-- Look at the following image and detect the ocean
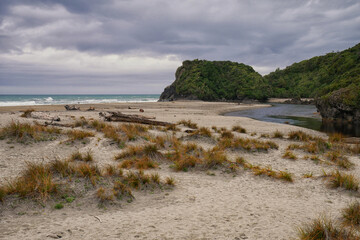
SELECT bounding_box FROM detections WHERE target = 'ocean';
[0,94,160,106]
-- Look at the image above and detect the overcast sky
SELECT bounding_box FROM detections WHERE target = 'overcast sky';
[0,0,359,94]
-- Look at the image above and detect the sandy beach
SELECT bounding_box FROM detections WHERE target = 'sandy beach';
[0,101,359,240]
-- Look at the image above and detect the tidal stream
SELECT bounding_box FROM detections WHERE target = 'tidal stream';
[225,103,360,137]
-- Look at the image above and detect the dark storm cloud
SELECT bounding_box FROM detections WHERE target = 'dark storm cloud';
[0,0,359,93]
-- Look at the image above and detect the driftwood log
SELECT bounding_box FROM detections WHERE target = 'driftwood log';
[99,111,173,126]
[64,105,80,111]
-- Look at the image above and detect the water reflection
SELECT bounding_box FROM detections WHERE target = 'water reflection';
[224,103,360,137]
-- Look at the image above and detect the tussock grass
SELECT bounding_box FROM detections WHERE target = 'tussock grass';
[150,135,166,148]
[326,150,354,169]
[324,170,359,191]
[114,144,162,160]
[190,127,212,138]
[303,172,313,178]
[66,129,95,141]
[287,143,302,150]
[177,119,198,129]
[96,187,114,202]
[342,201,360,227]
[118,123,148,141]
[165,176,175,186]
[329,133,345,143]
[218,137,278,152]
[288,130,314,141]
[20,109,35,118]
[74,116,89,128]
[272,130,284,138]
[165,124,179,131]
[118,156,158,170]
[70,150,94,162]
[1,156,173,205]
[220,130,234,139]
[283,150,297,160]
[232,125,246,133]
[236,157,293,182]
[0,121,61,142]
[298,216,358,240]
[260,133,270,138]
[6,162,58,202]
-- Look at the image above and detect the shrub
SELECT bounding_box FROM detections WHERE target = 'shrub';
[54,203,64,209]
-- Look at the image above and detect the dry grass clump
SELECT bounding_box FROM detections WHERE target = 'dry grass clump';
[297,216,358,240]
[0,121,61,142]
[323,170,359,191]
[218,137,278,152]
[342,201,360,227]
[232,125,246,133]
[165,124,179,131]
[326,150,354,169]
[118,123,148,141]
[70,150,94,162]
[96,187,114,202]
[165,142,232,172]
[287,143,302,150]
[114,144,162,160]
[190,127,212,138]
[118,156,158,170]
[288,130,315,141]
[165,176,175,186]
[220,130,234,139]
[236,157,293,182]
[177,119,198,129]
[272,130,284,138]
[20,108,35,118]
[260,133,270,138]
[329,133,345,143]
[74,116,89,128]
[66,129,95,141]
[5,162,58,202]
[283,150,298,160]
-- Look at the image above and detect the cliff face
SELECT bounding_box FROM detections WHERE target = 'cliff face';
[315,86,360,123]
[159,60,269,102]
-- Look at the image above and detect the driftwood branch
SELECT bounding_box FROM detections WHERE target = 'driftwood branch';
[99,111,173,126]
[64,105,80,111]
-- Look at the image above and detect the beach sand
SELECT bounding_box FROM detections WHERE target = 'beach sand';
[0,101,358,240]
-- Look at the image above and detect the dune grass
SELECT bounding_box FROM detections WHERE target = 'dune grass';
[20,109,35,118]
[282,150,297,160]
[66,129,95,141]
[177,119,198,129]
[342,201,360,227]
[190,127,212,138]
[218,137,278,152]
[236,157,293,182]
[323,170,359,191]
[232,125,246,133]
[297,216,358,240]
[0,121,61,142]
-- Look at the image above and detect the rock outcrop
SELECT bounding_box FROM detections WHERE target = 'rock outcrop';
[315,87,360,123]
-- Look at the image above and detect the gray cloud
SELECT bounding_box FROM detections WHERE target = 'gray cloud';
[0,0,359,94]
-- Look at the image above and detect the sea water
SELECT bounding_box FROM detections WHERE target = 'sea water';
[0,94,160,106]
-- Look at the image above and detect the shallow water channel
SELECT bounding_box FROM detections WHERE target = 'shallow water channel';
[225,103,360,137]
